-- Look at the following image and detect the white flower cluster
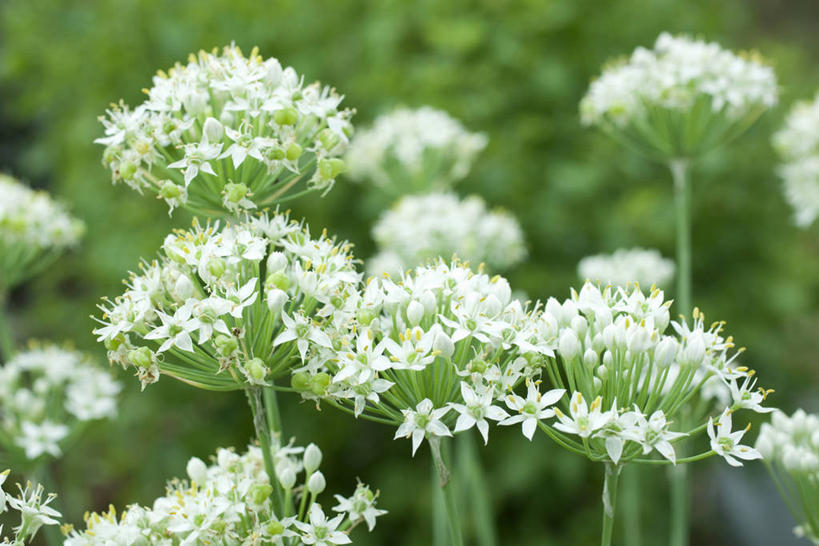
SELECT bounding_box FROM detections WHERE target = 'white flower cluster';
[96,43,353,216]
[756,409,819,543]
[368,192,526,277]
[93,212,361,391]
[0,344,121,461]
[0,471,62,545]
[346,107,487,193]
[65,441,385,545]
[292,269,770,469]
[0,174,84,290]
[773,93,819,227]
[581,33,777,127]
[577,247,675,288]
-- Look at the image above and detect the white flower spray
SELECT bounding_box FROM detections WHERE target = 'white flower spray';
[578,247,675,289]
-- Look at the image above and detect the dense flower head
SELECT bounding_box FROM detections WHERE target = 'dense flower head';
[773,93,819,227]
[0,174,85,290]
[96,43,354,216]
[756,409,819,543]
[0,343,121,462]
[345,107,487,193]
[64,440,384,545]
[581,33,777,158]
[367,192,526,277]
[577,247,675,288]
[93,211,361,391]
[0,471,61,544]
[291,260,558,455]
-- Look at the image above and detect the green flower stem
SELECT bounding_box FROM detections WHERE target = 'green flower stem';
[670,159,692,317]
[601,463,621,546]
[264,384,283,436]
[432,464,448,546]
[620,466,642,546]
[246,388,284,515]
[456,433,498,546]
[0,291,15,363]
[430,436,464,546]
[669,158,692,546]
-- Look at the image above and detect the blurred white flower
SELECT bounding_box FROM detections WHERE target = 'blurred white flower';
[773,93,819,227]
[578,247,675,288]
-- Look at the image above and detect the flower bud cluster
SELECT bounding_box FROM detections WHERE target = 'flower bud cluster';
[93,211,361,390]
[64,440,385,544]
[581,33,777,157]
[755,409,819,543]
[368,192,526,277]
[0,343,121,462]
[346,107,487,193]
[0,471,62,544]
[96,43,353,216]
[577,247,674,289]
[0,174,85,289]
[773,93,819,227]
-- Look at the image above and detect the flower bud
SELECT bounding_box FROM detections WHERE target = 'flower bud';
[680,333,706,366]
[127,347,154,369]
[570,316,588,339]
[207,258,226,279]
[120,161,137,181]
[286,142,303,161]
[248,483,273,505]
[291,372,311,392]
[318,128,340,150]
[406,300,424,326]
[266,252,288,273]
[583,348,599,369]
[558,330,582,361]
[186,457,208,484]
[654,337,679,368]
[266,270,291,291]
[420,290,438,314]
[266,520,285,536]
[274,107,299,126]
[276,463,296,489]
[246,358,267,382]
[203,117,224,142]
[266,288,288,314]
[304,443,322,473]
[432,330,455,359]
[357,307,376,326]
[596,365,608,381]
[213,334,239,357]
[173,275,194,301]
[593,377,603,392]
[307,471,326,495]
[224,182,249,204]
[160,181,183,200]
[310,372,331,395]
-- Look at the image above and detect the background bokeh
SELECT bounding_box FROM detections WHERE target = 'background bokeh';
[1,0,818,544]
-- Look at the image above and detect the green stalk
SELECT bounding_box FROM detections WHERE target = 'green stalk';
[264,384,283,436]
[670,159,692,317]
[620,465,642,546]
[0,290,15,362]
[432,464,448,546]
[430,437,464,546]
[600,463,621,546]
[669,158,692,546]
[246,388,284,515]
[456,433,498,546]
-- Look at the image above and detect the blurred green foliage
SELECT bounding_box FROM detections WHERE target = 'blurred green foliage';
[0,0,818,544]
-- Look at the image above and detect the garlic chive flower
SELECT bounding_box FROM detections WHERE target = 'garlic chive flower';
[756,409,819,543]
[367,192,526,278]
[527,282,772,468]
[291,260,559,456]
[0,473,61,544]
[0,174,84,290]
[773,93,819,227]
[93,211,360,391]
[64,440,384,544]
[0,343,121,463]
[346,107,487,194]
[96,43,353,217]
[578,247,675,289]
[581,33,777,158]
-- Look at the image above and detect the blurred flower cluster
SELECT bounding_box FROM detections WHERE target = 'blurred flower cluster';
[96,44,353,216]
[64,440,385,544]
[367,192,526,277]
[773,93,819,227]
[0,174,84,291]
[581,33,777,158]
[578,247,675,288]
[0,343,120,462]
[756,409,819,544]
[94,212,360,391]
[346,106,487,193]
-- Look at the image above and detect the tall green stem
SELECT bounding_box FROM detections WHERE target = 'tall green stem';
[264,384,282,436]
[620,465,642,546]
[432,464,448,546]
[456,434,497,546]
[0,291,15,362]
[670,159,692,317]
[600,463,621,546]
[430,437,464,546]
[669,158,692,546]
[246,388,284,515]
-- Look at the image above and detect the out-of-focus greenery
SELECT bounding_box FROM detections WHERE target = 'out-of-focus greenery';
[0,0,818,544]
